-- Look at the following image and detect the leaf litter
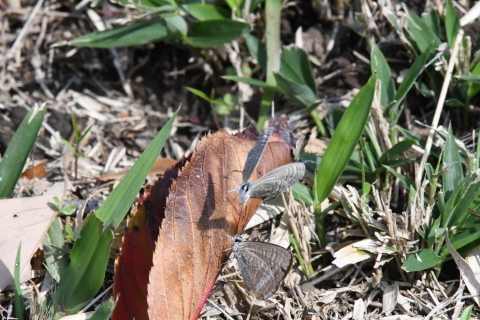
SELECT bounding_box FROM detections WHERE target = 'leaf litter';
[1,0,480,319]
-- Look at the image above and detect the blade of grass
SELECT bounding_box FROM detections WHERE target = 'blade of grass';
[95,107,179,230]
[443,126,464,198]
[55,214,113,314]
[14,242,24,320]
[314,75,376,204]
[313,75,376,247]
[0,104,46,198]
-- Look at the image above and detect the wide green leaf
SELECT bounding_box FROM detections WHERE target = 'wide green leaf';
[314,75,376,204]
[404,8,441,55]
[0,104,45,198]
[55,214,113,314]
[186,20,250,47]
[58,20,170,48]
[183,4,230,21]
[279,46,317,95]
[43,217,69,283]
[95,107,179,230]
[402,248,444,271]
[292,182,314,205]
[274,72,317,108]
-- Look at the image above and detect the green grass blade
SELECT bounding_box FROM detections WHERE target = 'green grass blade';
[445,0,461,49]
[56,20,170,48]
[370,42,395,107]
[14,242,24,320]
[182,4,230,21]
[386,44,432,118]
[0,104,45,198]
[43,217,68,283]
[313,75,376,204]
[274,72,317,108]
[402,248,444,271]
[89,299,116,320]
[443,126,464,198]
[405,8,441,55]
[186,20,250,47]
[279,46,317,95]
[460,306,473,320]
[55,214,113,314]
[95,107,179,230]
[292,182,314,205]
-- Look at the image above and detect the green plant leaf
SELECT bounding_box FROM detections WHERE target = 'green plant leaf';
[244,33,267,70]
[441,225,480,257]
[314,75,376,204]
[386,44,432,118]
[438,171,480,229]
[90,299,116,320]
[223,75,276,89]
[443,126,464,198]
[95,107,179,229]
[404,8,441,55]
[183,4,230,21]
[402,248,444,271]
[274,72,317,108]
[460,305,473,320]
[14,242,24,320]
[379,139,416,164]
[55,214,113,314]
[166,15,188,36]
[0,104,45,198]
[279,46,317,95]
[57,20,170,48]
[445,0,461,48]
[383,165,415,190]
[421,7,441,38]
[43,217,68,283]
[110,0,175,11]
[187,87,230,107]
[371,42,395,107]
[186,20,250,47]
[458,74,480,83]
[292,182,314,205]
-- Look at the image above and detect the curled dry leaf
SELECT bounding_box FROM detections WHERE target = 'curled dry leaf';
[113,117,297,320]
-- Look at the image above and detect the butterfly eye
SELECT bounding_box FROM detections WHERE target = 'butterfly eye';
[240,184,250,192]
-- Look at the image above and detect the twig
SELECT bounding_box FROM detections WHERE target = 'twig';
[6,0,45,60]
[416,30,464,201]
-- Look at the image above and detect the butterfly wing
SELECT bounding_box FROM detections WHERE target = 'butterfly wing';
[249,162,305,201]
[234,241,293,299]
[242,127,274,184]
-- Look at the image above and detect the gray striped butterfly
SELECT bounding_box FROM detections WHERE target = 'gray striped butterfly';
[231,126,305,204]
[231,235,293,299]
[239,162,305,204]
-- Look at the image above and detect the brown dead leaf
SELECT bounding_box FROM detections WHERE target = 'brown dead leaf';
[147,123,295,320]
[21,160,50,179]
[0,183,61,290]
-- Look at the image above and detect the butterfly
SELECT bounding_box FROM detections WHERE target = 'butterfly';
[231,235,293,299]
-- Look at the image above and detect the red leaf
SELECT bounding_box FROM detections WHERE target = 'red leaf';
[148,126,295,320]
